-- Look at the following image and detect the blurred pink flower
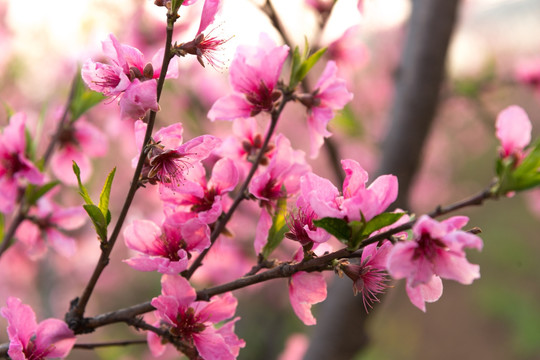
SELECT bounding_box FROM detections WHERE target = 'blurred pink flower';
[149,275,244,359]
[0,113,44,213]
[50,117,107,185]
[288,271,327,326]
[278,333,309,360]
[1,297,75,360]
[123,213,210,274]
[387,215,482,311]
[495,105,532,161]
[15,197,86,259]
[300,159,398,222]
[208,33,289,120]
[304,61,353,158]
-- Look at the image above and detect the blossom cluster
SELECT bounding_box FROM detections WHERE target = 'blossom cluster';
[1,0,538,359]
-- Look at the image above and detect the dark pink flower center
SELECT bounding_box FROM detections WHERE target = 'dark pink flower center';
[171,307,207,340]
[413,233,448,261]
[24,339,54,360]
[286,209,317,246]
[148,149,194,188]
[2,153,28,178]
[157,234,185,261]
[191,187,217,213]
[245,80,281,116]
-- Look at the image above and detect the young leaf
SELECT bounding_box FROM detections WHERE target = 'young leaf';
[262,198,289,259]
[294,47,327,87]
[0,213,4,241]
[99,167,116,222]
[362,212,406,238]
[26,181,61,206]
[72,161,93,205]
[83,204,108,243]
[313,217,351,244]
[69,74,106,122]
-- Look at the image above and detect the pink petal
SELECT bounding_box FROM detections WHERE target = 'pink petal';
[147,321,168,357]
[74,120,108,157]
[433,250,480,285]
[341,159,368,198]
[51,145,90,185]
[180,218,211,252]
[193,328,235,360]
[160,274,197,307]
[405,276,443,312]
[288,272,327,325]
[210,158,239,193]
[34,318,75,358]
[119,79,159,120]
[124,253,188,274]
[1,297,37,350]
[46,228,77,257]
[197,0,221,35]
[154,122,184,149]
[386,241,418,279]
[254,207,272,254]
[196,292,237,323]
[495,105,532,157]
[123,220,163,256]
[208,94,253,121]
[307,108,333,159]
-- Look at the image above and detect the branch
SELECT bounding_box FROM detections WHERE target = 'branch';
[0,73,80,259]
[70,185,492,333]
[73,339,147,350]
[66,17,177,331]
[184,90,294,279]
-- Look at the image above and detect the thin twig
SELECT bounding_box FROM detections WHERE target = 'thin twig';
[73,339,148,350]
[66,15,178,331]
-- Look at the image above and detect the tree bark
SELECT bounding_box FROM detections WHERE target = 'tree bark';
[303,0,461,359]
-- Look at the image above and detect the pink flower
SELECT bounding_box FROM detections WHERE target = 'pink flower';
[149,275,244,359]
[387,215,483,311]
[15,197,86,259]
[1,297,76,360]
[404,275,443,312]
[342,241,393,311]
[50,117,107,185]
[289,271,327,326]
[0,113,44,213]
[327,26,369,70]
[174,0,228,69]
[217,117,276,179]
[208,33,289,120]
[495,105,532,161]
[123,214,210,274]
[249,134,310,203]
[160,158,238,224]
[134,120,221,189]
[300,159,398,222]
[82,34,178,119]
[285,206,330,248]
[302,61,353,158]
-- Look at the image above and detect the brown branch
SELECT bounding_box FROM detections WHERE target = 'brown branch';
[66,15,178,332]
[184,90,294,279]
[73,339,148,350]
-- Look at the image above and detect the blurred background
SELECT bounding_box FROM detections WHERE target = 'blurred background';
[0,0,539,359]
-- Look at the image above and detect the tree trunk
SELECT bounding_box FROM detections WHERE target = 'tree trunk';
[303,0,461,358]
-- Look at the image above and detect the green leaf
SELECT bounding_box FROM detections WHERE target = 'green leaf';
[294,47,327,87]
[496,139,540,194]
[313,217,351,244]
[331,105,363,138]
[262,198,289,259]
[99,167,116,223]
[0,213,4,241]
[72,161,93,205]
[288,40,327,89]
[83,204,108,242]
[2,101,15,118]
[26,181,60,206]
[362,212,406,238]
[289,46,303,89]
[69,74,106,122]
